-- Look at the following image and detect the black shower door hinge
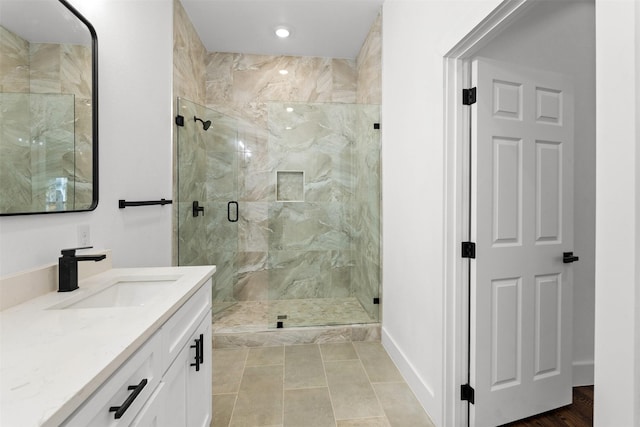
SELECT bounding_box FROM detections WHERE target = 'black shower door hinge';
[461,241,476,259]
[462,87,477,105]
[461,383,475,404]
[175,115,185,126]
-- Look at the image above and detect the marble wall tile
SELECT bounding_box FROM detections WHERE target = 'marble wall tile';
[356,14,382,105]
[0,93,31,212]
[61,44,91,99]
[267,250,333,299]
[205,52,358,128]
[0,26,29,92]
[173,0,206,104]
[238,202,269,252]
[268,202,350,251]
[332,59,358,103]
[234,251,268,301]
[29,44,61,93]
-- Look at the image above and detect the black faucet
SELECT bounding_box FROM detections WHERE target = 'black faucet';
[58,247,107,292]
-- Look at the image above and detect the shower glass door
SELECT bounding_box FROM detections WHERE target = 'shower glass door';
[265,102,381,329]
[177,98,381,329]
[176,98,239,314]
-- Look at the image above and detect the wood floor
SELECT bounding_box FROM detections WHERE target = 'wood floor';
[502,386,594,427]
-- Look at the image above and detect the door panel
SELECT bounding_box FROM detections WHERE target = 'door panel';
[471,57,574,427]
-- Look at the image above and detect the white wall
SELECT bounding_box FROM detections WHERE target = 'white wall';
[474,0,596,386]
[0,0,174,276]
[383,0,639,425]
[594,1,640,425]
[381,1,502,424]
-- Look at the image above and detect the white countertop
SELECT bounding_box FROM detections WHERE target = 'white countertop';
[0,265,215,427]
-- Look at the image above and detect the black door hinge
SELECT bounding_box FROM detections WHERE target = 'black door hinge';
[461,241,476,259]
[463,87,477,105]
[175,115,185,127]
[461,384,475,404]
[373,297,380,305]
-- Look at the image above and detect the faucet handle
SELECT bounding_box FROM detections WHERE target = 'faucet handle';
[61,246,93,257]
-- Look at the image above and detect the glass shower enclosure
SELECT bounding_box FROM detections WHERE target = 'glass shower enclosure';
[176,97,381,330]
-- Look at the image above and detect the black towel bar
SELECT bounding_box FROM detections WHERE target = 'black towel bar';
[118,199,173,208]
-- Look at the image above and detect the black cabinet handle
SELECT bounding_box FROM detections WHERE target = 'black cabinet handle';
[563,251,579,264]
[109,378,147,419]
[198,333,204,364]
[190,336,201,371]
[227,201,238,222]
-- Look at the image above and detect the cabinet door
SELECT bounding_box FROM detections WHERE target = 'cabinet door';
[187,312,212,427]
[161,311,212,427]
[130,383,165,427]
[161,342,189,426]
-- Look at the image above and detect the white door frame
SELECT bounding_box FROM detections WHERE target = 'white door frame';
[441,1,541,425]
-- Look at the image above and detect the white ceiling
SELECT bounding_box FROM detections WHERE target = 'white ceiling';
[0,0,92,45]
[180,0,384,60]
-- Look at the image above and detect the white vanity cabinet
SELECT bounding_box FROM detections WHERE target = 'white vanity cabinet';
[157,312,212,427]
[61,279,212,427]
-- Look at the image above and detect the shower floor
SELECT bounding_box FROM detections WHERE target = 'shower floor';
[212,297,376,333]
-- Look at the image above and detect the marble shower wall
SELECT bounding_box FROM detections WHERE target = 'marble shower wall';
[0,25,93,213]
[173,0,206,104]
[174,5,382,322]
[356,14,382,104]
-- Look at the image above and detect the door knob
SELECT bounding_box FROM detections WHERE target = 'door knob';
[563,252,579,264]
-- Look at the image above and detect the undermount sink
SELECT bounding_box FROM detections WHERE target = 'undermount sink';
[50,277,179,309]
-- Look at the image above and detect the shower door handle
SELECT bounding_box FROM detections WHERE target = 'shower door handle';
[227,201,238,222]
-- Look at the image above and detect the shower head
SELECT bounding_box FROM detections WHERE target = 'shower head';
[194,116,212,131]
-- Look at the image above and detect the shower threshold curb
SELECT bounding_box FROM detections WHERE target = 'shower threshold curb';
[212,322,381,348]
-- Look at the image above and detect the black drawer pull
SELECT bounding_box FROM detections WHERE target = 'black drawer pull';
[198,333,204,364]
[109,378,147,419]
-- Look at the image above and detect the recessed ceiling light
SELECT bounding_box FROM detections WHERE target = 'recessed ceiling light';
[275,26,290,38]
[279,69,289,75]
[286,107,294,112]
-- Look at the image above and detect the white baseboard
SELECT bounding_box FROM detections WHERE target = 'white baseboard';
[572,360,594,386]
[381,327,440,425]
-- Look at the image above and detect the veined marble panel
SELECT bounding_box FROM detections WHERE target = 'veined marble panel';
[331,59,357,103]
[234,251,269,301]
[268,202,351,251]
[29,43,61,93]
[60,44,91,99]
[0,94,31,212]
[0,26,29,92]
[173,0,206,104]
[238,202,269,252]
[267,250,332,300]
[209,251,237,302]
[356,14,382,105]
[205,52,358,128]
[205,151,237,200]
[204,201,238,252]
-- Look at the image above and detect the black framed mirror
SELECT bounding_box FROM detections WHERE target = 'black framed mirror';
[0,0,98,215]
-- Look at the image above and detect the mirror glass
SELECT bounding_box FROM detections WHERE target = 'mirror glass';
[0,0,97,215]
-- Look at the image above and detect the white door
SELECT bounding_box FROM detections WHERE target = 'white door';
[470,57,575,426]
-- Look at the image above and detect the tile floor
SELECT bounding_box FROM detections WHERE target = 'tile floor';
[212,341,435,427]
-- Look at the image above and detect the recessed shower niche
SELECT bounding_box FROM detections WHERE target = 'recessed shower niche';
[176,99,381,332]
[276,171,304,202]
